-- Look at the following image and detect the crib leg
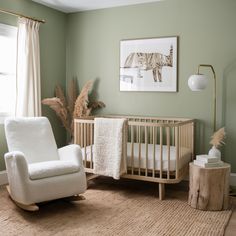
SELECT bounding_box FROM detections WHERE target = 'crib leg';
[159,183,165,200]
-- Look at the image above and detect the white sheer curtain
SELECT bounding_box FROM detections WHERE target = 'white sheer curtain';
[15,18,41,117]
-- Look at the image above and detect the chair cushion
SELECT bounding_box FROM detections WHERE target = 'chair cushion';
[28,160,80,180]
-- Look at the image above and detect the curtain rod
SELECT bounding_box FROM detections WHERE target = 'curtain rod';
[0,8,46,23]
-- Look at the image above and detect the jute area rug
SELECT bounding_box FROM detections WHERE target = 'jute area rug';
[0,177,232,236]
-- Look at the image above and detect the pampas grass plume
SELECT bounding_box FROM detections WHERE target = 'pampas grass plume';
[73,80,94,118]
[210,127,226,148]
[42,79,105,139]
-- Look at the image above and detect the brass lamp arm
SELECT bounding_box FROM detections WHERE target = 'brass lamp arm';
[197,64,217,131]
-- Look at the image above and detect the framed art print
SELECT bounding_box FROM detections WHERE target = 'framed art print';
[120,37,178,92]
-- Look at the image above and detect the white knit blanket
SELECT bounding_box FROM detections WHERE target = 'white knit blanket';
[93,118,127,179]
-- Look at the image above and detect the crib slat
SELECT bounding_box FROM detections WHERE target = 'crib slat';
[86,124,89,146]
[90,123,93,169]
[175,127,179,179]
[150,125,152,144]
[74,121,78,144]
[138,125,141,176]
[74,121,76,144]
[145,126,148,176]
[166,126,170,179]
[152,126,156,178]
[136,121,139,143]
[182,125,184,148]
[183,124,185,149]
[172,120,175,146]
[131,125,134,175]
[180,126,182,171]
[78,122,81,146]
[77,122,80,141]
[81,123,83,147]
[81,123,84,148]
[84,123,87,168]
[160,127,163,178]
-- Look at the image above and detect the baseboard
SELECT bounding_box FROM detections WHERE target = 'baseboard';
[0,170,8,185]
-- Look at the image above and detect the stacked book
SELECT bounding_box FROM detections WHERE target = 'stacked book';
[194,154,224,168]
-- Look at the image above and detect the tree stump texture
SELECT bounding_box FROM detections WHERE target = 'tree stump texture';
[188,162,230,211]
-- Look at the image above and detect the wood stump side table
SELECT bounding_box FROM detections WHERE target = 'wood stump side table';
[188,162,230,211]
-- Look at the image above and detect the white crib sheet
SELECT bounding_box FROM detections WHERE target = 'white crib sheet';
[81,142,191,171]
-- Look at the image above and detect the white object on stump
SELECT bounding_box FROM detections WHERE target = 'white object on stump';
[188,162,230,211]
[208,146,221,159]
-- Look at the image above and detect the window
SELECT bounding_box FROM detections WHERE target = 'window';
[0,23,17,123]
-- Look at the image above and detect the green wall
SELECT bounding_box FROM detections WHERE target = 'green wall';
[1,0,236,173]
[66,0,236,171]
[0,0,67,170]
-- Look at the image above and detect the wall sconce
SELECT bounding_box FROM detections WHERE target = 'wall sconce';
[188,64,216,131]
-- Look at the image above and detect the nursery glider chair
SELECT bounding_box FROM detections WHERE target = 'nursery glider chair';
[4,117,87,211]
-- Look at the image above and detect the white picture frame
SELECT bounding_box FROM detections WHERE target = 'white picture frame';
[120,37,178,92]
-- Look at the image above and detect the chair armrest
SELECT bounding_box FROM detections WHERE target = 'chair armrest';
[58,144,83,167]
[4,151,29,181]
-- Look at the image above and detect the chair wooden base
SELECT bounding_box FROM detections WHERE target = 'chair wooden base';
[6,185,39,211]
[6,185,85,211]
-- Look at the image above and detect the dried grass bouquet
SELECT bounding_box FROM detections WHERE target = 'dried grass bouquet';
[42,79,105,138]
[210,127,226,149]
[208,127,226,159]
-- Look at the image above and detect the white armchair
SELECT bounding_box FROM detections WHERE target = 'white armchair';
[4,117,87,211]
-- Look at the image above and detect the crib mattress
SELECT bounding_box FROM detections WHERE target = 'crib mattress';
[81,143,191,171]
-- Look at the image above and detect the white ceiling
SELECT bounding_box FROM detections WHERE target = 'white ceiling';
[32,0,162,13]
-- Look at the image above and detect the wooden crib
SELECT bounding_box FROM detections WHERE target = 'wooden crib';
[74,116,194,200]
